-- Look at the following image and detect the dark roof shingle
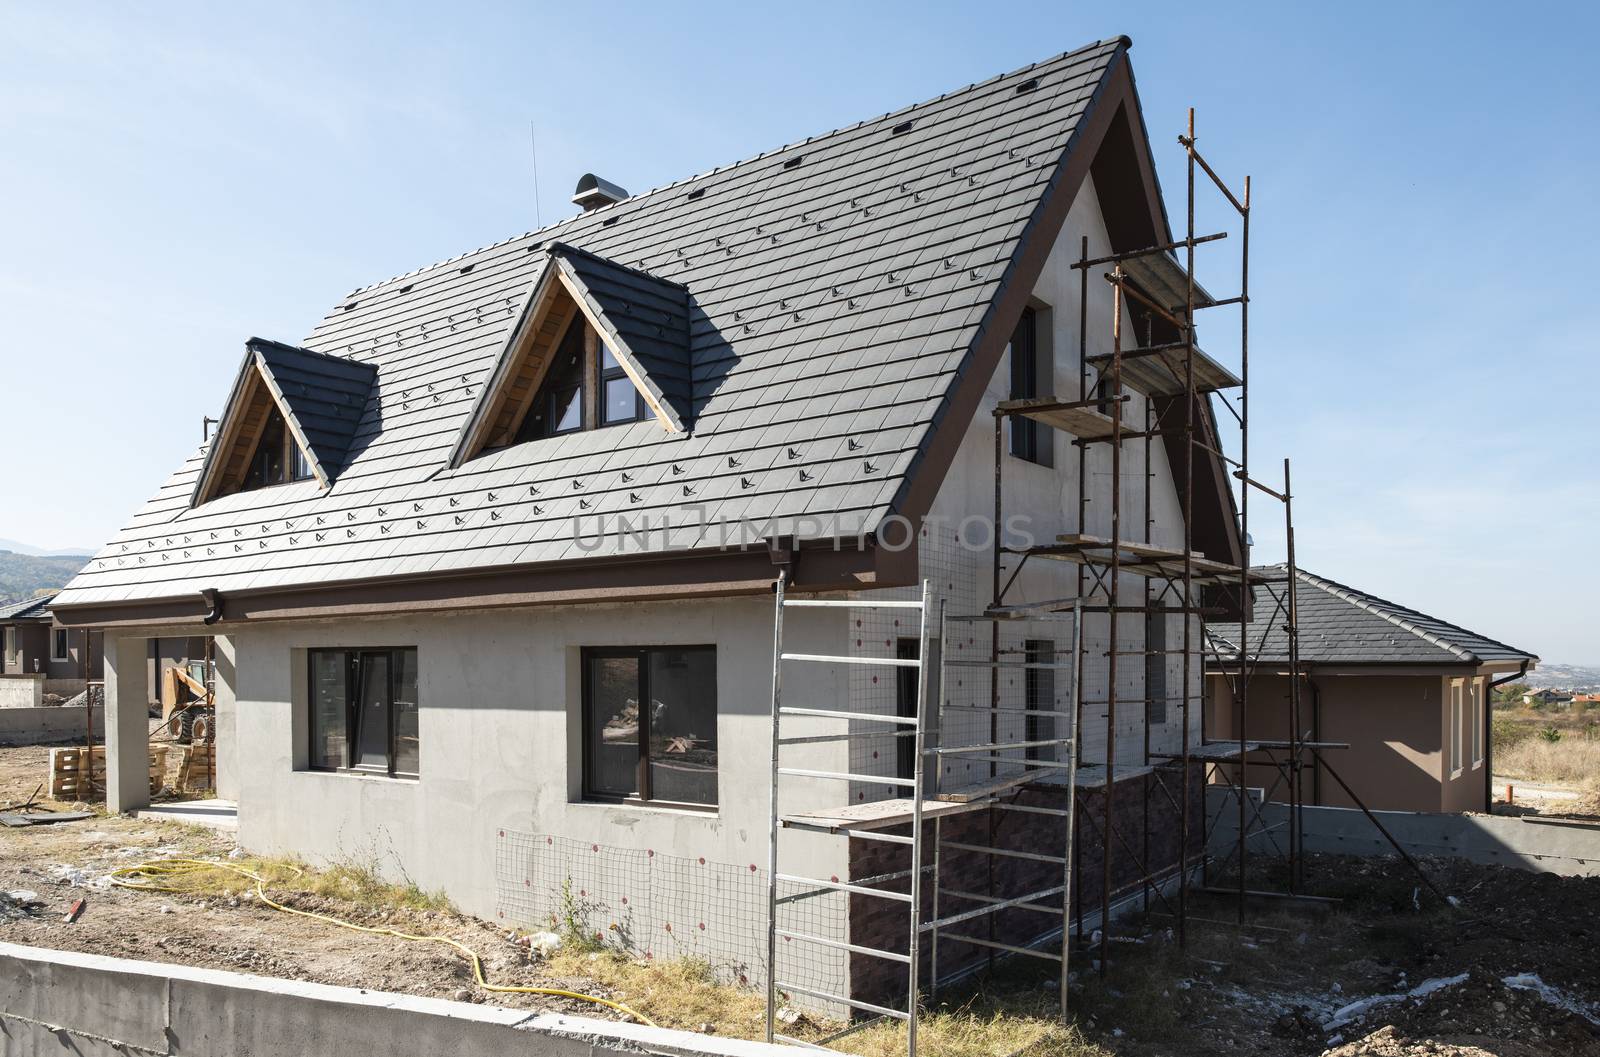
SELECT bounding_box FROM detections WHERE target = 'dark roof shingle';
[1209,566,1537,667]
[56,37,1129,607]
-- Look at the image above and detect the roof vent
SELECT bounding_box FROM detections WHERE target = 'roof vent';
[572,173,630,212]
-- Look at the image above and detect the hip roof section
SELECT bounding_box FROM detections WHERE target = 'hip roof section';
[57,37,1129,609]
[1209,566,1537,667]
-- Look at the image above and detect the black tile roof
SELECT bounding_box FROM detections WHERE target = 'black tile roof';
[0,594,55,622]
[1208,566,1537,668]
[57,37,1130,607]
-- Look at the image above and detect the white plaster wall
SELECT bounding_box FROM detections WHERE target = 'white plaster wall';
[227,595,850,996]
[845,173,1205,790]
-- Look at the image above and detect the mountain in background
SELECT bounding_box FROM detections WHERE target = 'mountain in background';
[0,550,90,602]
[1525,663,1600,691]
[0,537,96,557]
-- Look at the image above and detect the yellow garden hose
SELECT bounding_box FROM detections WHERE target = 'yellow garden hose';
[108,858,658,1027]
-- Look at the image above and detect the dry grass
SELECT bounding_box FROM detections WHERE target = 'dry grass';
[1494,731,1600,786]
[116,852,453,913]
[542,950,1112,1056]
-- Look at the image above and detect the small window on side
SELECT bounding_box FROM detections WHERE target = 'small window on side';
[582,645,717,807]
[52,628,70,663]
[1025,639,1055,761]
[1007,307,1053,466]
[307,647,419,777]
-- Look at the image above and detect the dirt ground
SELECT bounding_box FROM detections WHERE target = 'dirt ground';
[3,741,1599,1056]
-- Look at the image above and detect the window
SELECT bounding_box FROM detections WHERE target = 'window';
[242,407,314,492]
[516,318,641,442]
[1145,613,1168,724]
[1025,639,1055,761]
[307,648,419,777]
[601,344,646,426]
[895,638,921,780]
[1008,307,1046,464]
[1469,678,1484,769]
[583,646,717,807]
[3,627,16,671]
[1448,678,1464,778]
[51,628,69,663]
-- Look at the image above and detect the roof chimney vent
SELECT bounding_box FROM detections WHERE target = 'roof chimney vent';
[572,173,629,212]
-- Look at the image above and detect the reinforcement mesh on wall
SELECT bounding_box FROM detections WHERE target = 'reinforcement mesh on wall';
[494,831,848,1012]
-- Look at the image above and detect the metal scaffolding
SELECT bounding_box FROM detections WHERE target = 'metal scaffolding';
[988,106,1315,971]
[764,575,1081,1052]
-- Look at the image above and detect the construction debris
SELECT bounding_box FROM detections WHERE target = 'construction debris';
[49,745,167,800]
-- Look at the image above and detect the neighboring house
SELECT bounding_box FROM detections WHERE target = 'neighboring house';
[1521,688,1573,708]
[0,594,102,704]
[1206,567,1537,814]
[54,37,1245,1002]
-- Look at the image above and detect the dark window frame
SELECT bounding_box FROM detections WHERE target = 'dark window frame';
[580,644,718,810]
[51,627,70,663]
[1008,306,1054,466]
[600,345,646,426]
[306,646,419,779]
[894,638,921,780]
[1024,639,1055,761]
[518,317,645,443]
[240,405,315,494]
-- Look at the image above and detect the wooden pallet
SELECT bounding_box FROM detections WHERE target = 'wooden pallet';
[49,746,167,801]
[176,744,216,792]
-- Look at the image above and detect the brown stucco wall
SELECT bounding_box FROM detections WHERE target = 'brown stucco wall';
[1205,670,1488,814]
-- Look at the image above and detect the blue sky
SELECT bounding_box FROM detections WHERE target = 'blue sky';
[1,2,1595,662]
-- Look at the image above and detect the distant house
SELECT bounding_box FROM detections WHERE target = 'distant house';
[1207,567,1537,813]
[0,593,102,705]
[1521,688,1573,708]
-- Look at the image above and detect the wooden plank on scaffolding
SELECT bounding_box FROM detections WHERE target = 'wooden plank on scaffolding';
[783,797,983,832]
[996,398,1115,439]
[935,772,1035,803]
[1086,344,1240,396]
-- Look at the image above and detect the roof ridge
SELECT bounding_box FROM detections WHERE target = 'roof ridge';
[545,241,688,291]
[247,336,378,371]
[339,36,1129,300]
[1294,568,1476,663]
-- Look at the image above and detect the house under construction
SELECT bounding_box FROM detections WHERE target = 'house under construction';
[51,33,1341,1049]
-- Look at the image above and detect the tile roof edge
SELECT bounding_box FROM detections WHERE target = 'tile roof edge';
[1291,568,1480,664]
[338,36,1132,300]
[246,336,378,372]
[544,241,688,291]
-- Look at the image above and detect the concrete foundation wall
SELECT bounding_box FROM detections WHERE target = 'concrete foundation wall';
[0,704,102,746]
[0,674,44,709]
[0,941,801,1057]
[1210,791,1600,877]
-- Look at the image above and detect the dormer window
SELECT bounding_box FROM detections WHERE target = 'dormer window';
[243,407,316,491]
[601,344,646,426]
[190,338,375,507]
[512,317,645,445]
[449,243,690,466]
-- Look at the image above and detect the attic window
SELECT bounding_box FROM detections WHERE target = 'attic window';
[782,156,804,170]
[242,408,315,491]
[1015,77,1040,94]
[513,318,643,443]
[459,263,475,274]
[686,187,705,201]
[891,120,914,135]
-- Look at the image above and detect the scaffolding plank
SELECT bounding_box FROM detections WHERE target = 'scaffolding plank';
[996,398,1114,439]
[782,798,983,832]
[935,772,1034,803]
[1086,344,1240,396]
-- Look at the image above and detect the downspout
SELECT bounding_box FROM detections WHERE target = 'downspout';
[1306,666,1322,806]
[200,589,225,626]
[1486,661,1530,812]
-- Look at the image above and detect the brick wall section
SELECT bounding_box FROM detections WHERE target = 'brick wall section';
[847,767,1204,1007]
